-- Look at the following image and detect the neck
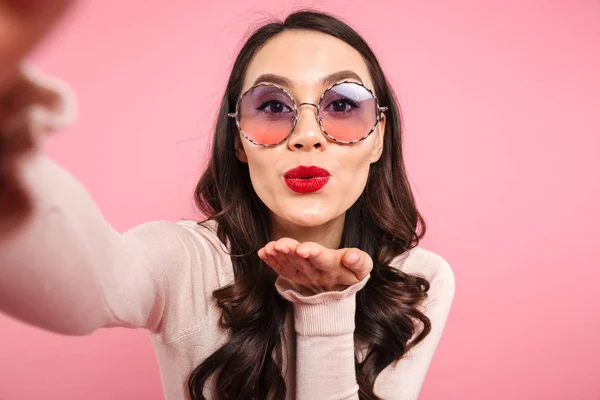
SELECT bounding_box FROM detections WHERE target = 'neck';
[270,213,345,249]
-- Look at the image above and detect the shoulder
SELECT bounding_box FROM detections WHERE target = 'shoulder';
[125,219,234,342]
[122,219,228,268]
[174,218,234,282]
[125,219,228,258]
[176,219,230,256]
[124,217,234,290]
[391,246,456,311]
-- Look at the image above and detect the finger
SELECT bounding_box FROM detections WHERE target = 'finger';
[294,242,331,283]
[273,237,300,254]
[342,249,360,267]
[0,121,36,161]
[280,250,320,288]
[272,250,292,270]
[296,241,321,259]
[274,243,290,254]
[343,249,373,280]
[288,251,316,277]
[271,252,304,282]
[257,247,267,260]
[0,0,75,88]
[265,241,277,256]
[260,240,300,278]
[263,253,284,276]
[301,245,359,289]
[301,243,338,273]
[0,166,33,237]
[0,72,61,122]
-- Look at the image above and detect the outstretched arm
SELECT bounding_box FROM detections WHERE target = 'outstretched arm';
[0,66,200,337]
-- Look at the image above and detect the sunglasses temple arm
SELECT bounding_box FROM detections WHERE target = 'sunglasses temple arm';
[379,107,388,113]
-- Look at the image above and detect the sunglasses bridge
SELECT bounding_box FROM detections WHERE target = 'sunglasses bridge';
[296,102,321,123]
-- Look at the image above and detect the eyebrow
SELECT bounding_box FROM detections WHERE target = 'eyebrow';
[252,70,364,87]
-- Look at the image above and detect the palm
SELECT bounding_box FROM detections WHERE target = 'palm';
[258,238,372,293]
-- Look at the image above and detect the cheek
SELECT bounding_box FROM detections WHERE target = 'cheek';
[331,148,374,206]
[244,150,280,201]
[340,164,370,199]
[339,146,373,182]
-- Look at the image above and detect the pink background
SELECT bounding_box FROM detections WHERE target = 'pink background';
[1,0,599,399]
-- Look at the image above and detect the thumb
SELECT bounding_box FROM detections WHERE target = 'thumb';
[342,249,372,280]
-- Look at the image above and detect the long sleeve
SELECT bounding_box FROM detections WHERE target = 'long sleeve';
[274,248,455,400]
[0,65,206,337]
[275,275,370,399]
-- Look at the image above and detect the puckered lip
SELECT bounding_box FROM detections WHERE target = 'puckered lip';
[284,165,331,179]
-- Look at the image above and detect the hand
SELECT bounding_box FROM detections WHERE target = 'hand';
[0,67,62,236]
[258,238,373,294]
[0,0,74,236]
[0,0,75,89]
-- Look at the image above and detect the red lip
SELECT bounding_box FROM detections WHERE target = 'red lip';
[284,165,331,193]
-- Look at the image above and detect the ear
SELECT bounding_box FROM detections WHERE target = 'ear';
[234,134,248,163]
[369,113,386,163]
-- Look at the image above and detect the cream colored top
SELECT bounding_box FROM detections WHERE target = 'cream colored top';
[0,65,455,399]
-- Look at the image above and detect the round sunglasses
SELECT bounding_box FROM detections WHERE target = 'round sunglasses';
[228,80,388,147]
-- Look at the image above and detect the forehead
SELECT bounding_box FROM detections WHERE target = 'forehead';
[242,30,374,93]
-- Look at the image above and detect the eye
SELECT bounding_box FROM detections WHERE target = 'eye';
[257,100,292,113]
[325,98,359,113]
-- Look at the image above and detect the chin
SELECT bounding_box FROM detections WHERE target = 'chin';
[288,215,330,228]
[277,210,336,228]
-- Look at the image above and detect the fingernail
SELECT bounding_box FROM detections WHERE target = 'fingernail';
[275,245,289,254]
[297,249,309,258]
[346,252,359,265]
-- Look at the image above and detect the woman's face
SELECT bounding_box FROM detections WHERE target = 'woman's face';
[236,30,385,231]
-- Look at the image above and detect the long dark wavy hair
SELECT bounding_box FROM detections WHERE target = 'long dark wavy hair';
[189,9,431,400]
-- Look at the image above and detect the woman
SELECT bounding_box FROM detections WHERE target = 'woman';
[0,3,455,400]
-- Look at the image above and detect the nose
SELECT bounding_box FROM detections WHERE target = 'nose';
[287,103,327,151]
